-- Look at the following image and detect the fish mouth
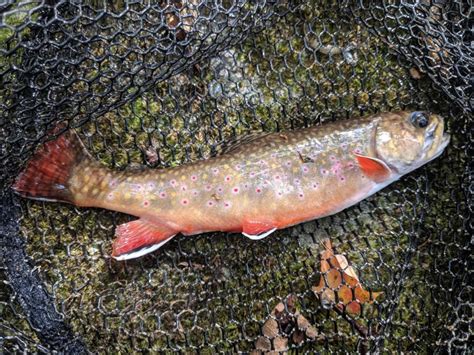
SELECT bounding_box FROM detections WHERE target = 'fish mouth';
[422,121,450,164]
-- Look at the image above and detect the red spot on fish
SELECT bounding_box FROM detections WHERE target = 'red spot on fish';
[191,175,197,181]
[321,169,328,175]
[170,179,177,186]
[303,166,309,173]
[181,185,187,191]
[256,188,262,193]
[298,193,304,199]
[312,182,319,189]
[224,201,231,208]
[330,156,337,161]
[347,162,354,169]
[193,190,199,196]
[143,200,150,207]
[205,185,212,191]
[236,164,241,170]
[286,161,292,167]
[232,187,239,194]
[160,192,167,198]
[340,176,345,181]
[354,148,362,154]
[217,186,224,193]
[212,168,219,175]
[274,175,280,180]
[278,191,283,196]
[207,201,214,207]
[225,176,231,182]
[182,199,188,205]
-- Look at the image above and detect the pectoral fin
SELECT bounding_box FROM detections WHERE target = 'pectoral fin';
[112,219,176,260]
[354,154,392,183]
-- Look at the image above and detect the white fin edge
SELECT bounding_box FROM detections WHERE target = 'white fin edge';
[112,235,176,261]
[242,228,277,240]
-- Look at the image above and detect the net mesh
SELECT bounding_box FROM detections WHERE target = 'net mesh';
[0,0,471,353]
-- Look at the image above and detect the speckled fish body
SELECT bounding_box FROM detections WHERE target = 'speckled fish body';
[13,111,450,260]
[83,119,380,234]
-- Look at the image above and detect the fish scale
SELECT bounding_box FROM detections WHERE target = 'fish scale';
[12,111,449,260]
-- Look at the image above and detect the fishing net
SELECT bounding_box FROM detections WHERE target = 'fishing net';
[0,0,471,353]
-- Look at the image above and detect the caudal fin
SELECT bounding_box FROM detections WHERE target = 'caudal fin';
[12,130,90,203]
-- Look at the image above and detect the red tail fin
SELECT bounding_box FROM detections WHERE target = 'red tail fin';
[12,130,89,203]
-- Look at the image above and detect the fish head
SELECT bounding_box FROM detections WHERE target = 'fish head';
[374,111,450,174]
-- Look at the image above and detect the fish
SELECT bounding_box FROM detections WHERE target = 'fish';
[12,111,450,260]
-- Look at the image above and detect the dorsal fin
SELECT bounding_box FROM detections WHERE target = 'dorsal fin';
[211,131,272,157]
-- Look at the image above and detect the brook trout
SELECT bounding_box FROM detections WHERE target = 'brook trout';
[13,111,449,260]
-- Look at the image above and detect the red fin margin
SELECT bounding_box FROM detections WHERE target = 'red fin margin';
[354,154,392,183]
[112,219,176,260]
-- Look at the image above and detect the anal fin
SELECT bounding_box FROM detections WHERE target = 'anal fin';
[112,219,176,260]
[242,219,277,240]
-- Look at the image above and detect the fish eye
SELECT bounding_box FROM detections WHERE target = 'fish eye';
[410,111,429,128]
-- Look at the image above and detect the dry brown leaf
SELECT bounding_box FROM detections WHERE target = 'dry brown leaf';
[262,318,279,338]
[255,336,271,351]
[313,238,383,316]
[273,336,288,352]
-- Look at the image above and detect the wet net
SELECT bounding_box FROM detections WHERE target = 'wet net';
[0,0,471,353]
